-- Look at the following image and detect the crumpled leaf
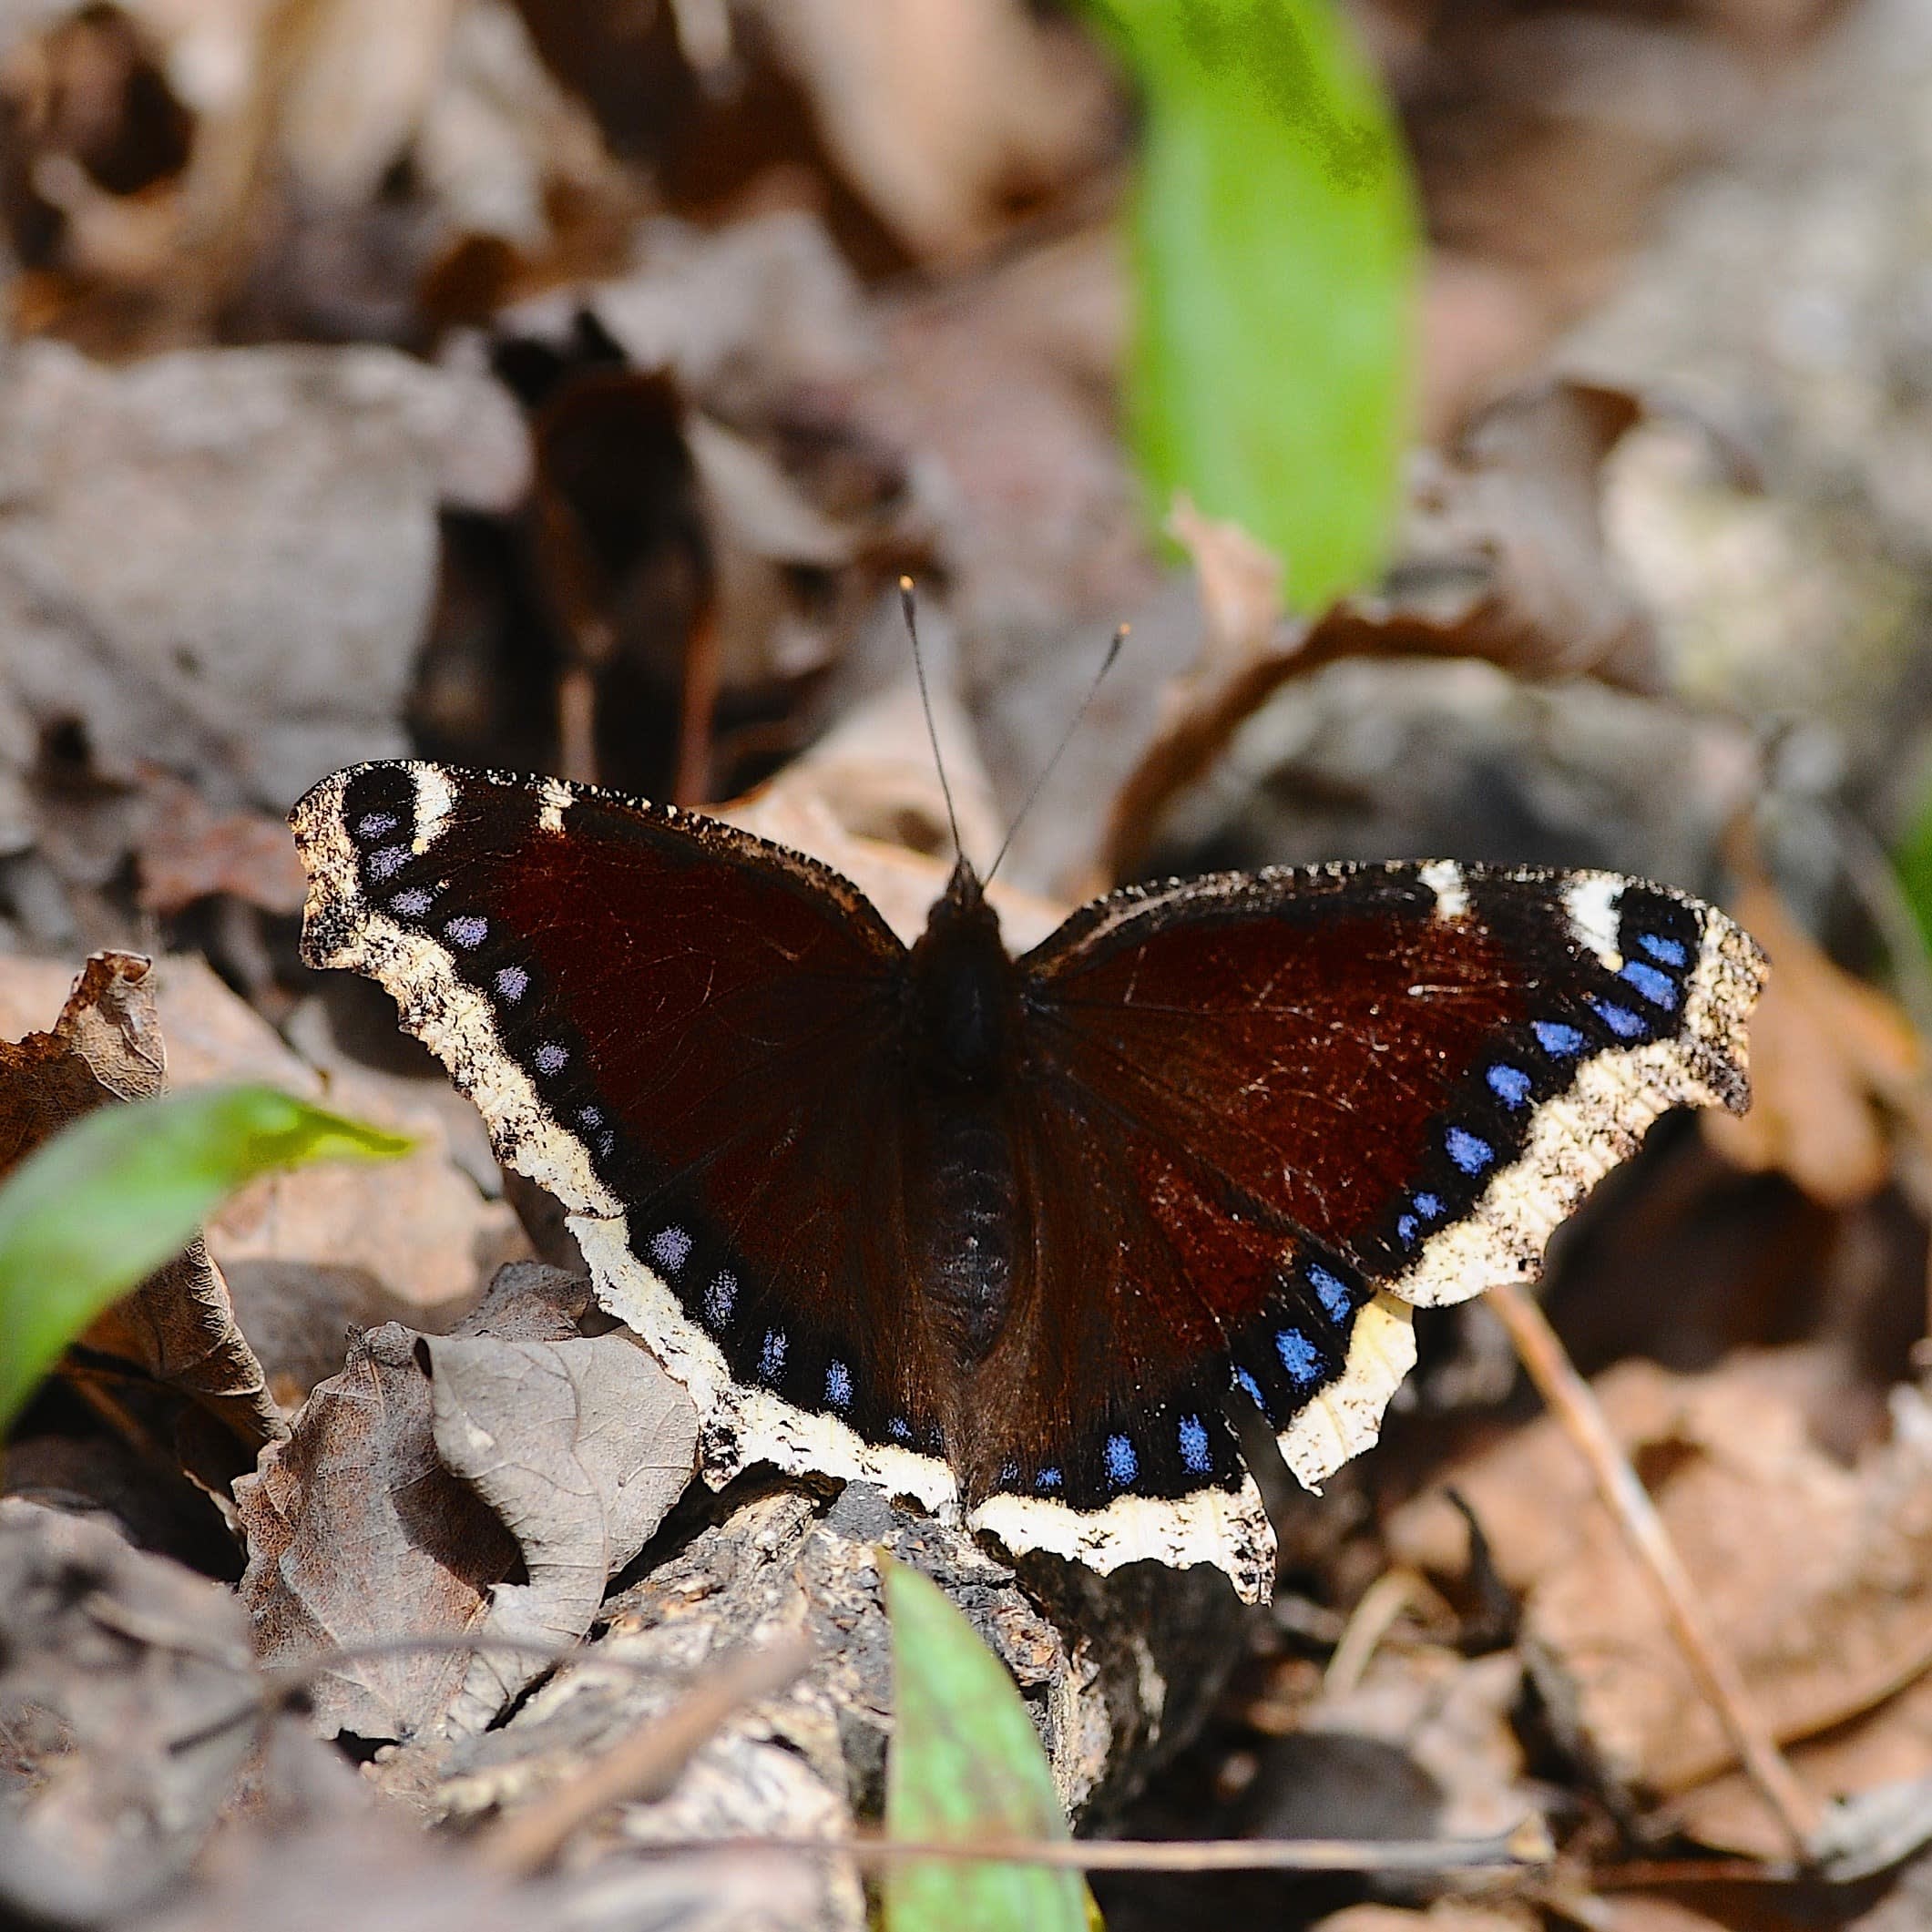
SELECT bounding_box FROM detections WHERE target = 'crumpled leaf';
[235,1318,520,1743]
[237,1262,697,1744]
[882,1555,1093,1932]
[0,953,281,1473]
[427,1303,699,1734]
[0,1497,260,1924]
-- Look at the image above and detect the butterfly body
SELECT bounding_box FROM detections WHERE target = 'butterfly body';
[292,760,1768,1603]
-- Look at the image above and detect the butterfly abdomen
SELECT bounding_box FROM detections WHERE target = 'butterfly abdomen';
[917,1104,1017,1367]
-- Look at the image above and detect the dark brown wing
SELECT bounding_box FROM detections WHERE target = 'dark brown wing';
[982,861,1763,1508]
[292,761,956,1509]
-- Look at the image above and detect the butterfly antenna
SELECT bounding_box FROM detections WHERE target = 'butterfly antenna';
[900,576,968,870]
[985,621,1129,886]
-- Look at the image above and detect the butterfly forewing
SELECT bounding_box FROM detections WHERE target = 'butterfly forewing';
[294,762,956,1500]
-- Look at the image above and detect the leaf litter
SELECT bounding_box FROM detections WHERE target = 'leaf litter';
[7,1,1932,1927]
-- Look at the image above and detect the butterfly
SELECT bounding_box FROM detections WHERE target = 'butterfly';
[291,759,1766,1603]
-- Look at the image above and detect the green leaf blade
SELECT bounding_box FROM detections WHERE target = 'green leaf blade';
[0,1084,410,1427]
[1092,0,1419,608]
[882,1556,1096,1932]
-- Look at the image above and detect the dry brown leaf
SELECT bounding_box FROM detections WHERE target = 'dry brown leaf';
[1388,1351,1932,1839]
[1702,872,1923,1204]
[719,677,1067,950]
[744,0,1114,264]
[236,1318,521,1743]
[133,767,308,917]
[0,950,280,1488]
[426,1283,699,1736]
[237,1262,698,1744]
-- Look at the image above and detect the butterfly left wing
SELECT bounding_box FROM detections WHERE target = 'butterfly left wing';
[966,861,1765,1586]
[292,760,961,1514]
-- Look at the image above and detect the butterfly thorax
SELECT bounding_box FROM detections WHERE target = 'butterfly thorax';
[906,862,1017,1090]
[905,864,1024,1380]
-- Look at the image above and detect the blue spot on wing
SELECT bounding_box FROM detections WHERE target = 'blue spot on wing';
[1276,1328,1321,1385]
[1397,1213,1418,1243]
[1445,1126,1494,1176]
[1233,1366,1268,1416]
[759,1329,787,1381]
[1415,1191,1443,1221]
[1105,1433,1139,1487]
[1487,1063,1533,1108]
[1592,997,1647,1038]
[825,1361,853,1410]
[1178,1415,1212,1475]
[1639,932,1689,966]
[1535,1019,1585,1058]
[888,1416,912,1442]
[1620,959,1680,1009]
[1037,1466,1063,1491]
[1306,1264,1353,1323]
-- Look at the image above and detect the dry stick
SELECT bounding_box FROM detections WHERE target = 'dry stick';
[628,1825,1549,1875]
[478,1631,817,1877]
[1485,1278,1821,1859]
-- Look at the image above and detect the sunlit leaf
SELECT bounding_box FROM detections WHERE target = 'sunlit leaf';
[881,1555,1096,1931]
[1089,0,1418,608]
[0,1084,409,1428]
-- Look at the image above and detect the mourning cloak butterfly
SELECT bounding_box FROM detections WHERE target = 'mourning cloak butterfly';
[291,761,1767,1603]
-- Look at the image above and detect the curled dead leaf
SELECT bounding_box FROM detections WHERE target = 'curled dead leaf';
[1702,870,1924,1205]
[0,950,281,1490]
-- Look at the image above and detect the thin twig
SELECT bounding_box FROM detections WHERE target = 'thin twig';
[621,1823,1551,1875]
[478,1631,816,1876]
[1487,1278,1821,1860]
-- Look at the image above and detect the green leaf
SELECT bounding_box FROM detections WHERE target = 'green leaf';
[1898,782,1932,956]
[0,1084,410,1429]
[1089,0,1419,608]
[881,1556,1097,1932]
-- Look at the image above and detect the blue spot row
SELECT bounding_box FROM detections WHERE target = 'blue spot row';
[759,1329,787,1381]
[1640,932,1688,967]
[1178,1414,1211,1475]
[825,1360,853,1410]
[1105,1433,1139,1487]
[1234,1365,1267,1416]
